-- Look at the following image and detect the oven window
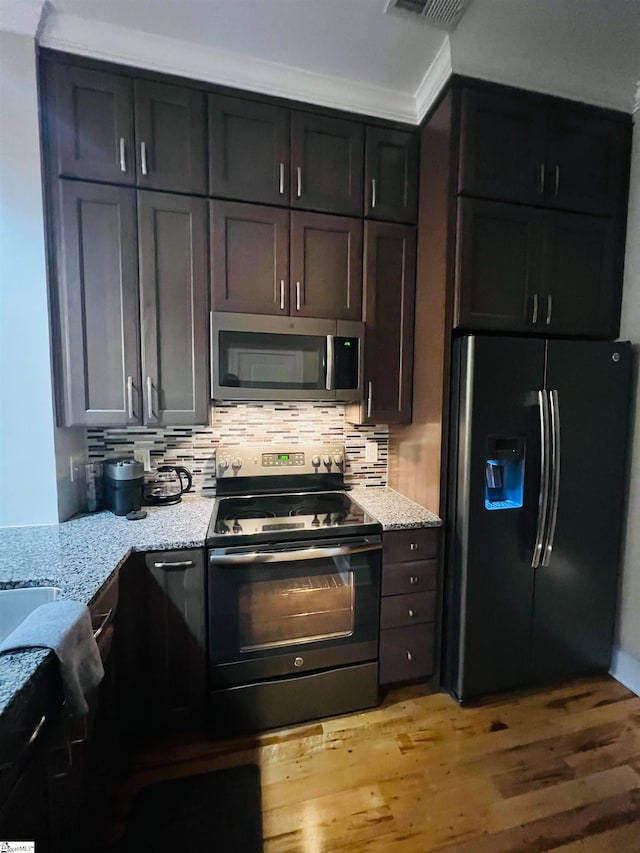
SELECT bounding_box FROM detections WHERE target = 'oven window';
[219,331,326,390]
[238,571,355,651]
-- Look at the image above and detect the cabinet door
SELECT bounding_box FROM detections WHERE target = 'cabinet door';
[49,63,135,184]
[209,94,289,204]
[291,112,364,215]
[362,222,416,423]
[458,87,545,206]
[134,80,206,193]
[138,192,209,425]
[54,181,140,427]
[365,128,418,223]
[540,211,620,338]
[291,212,362,320]
[144,550,207,730]
[455,198,542,333]
[211,200,290,314]
[545,108,630,216]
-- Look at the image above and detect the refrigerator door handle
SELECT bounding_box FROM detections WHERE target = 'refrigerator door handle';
[542,389,561,567]
[532,390,551,568]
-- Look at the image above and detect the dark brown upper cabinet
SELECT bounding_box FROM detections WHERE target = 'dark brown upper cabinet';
[458,86,630,217]
[365,128,419,223]
[290,113,364,215]
[46,62,206,194]
[138,192,209,425]
[211,200,290,315]
[48,64,136,185]
[290,212,363,321]
[349,222,416,424]
[134,81,206,194]
[455,198,620,338]
[53,181,209,428]
[209,95,289,205]
[54,180,140,427]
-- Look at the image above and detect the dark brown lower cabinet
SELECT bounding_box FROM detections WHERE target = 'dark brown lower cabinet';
[379,527,440,688]
[117,550,207,735]
[455,197,622,338]
[348,222,416,424]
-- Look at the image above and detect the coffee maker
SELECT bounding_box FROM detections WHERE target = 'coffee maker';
[103,457,145,517]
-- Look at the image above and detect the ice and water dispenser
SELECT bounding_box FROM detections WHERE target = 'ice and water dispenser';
[484,437,525,510]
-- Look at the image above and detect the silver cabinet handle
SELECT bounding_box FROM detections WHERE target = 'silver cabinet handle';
[296,166,302,198]
[153,560,195,570]
[279,162,285,195]
[70,715,88,746]
[280,280,285,311]
[119,138,126,173]
[409,575,419,585]
[126,375,135,419]
[141,141,148,176]
[409,543,419,551]
[531,390,551,568]
[553,165,560,196]
[93,609,113,641]
[28,714,46,747]
[295,281,301,311]
[371,178,377,208]
[146,376,154,421]
[406,651,414,662]
[408,609,416,618]
[531,293,539,324]
[537,163,545,194]
[545,294,553,325]
[326,335,334,391]
[542,389,561,567]
[367,381,373,419]
[209,310,215,399]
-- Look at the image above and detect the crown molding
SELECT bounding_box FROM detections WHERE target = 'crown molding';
[0,0,46,38]
[414,37,453,124]
[39,11,418,124]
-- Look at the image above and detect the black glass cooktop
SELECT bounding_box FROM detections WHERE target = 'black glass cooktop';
[206,490,380,545]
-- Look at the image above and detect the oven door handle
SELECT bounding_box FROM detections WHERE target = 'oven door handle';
[209,540,381,565]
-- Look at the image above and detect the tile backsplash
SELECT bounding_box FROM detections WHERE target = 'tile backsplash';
[88,402,388,495]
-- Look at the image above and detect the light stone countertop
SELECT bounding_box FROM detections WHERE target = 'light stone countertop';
[0,486,440,719]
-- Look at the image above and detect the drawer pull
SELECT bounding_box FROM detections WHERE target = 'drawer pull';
[409,576,419,585]
[153,560,195,570]
[93,609,113,641]
[406,651,413,661]
[408,609,416,618]
[409,543,419,551]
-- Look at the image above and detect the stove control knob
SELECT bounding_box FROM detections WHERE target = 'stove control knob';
[333,453,344,469]
[231,457,242,473]
[311,455,321,470]
[323,455,332,471]
[217,456,229,476]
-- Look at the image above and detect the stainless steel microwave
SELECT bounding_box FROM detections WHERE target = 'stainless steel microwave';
[211,313,364,401]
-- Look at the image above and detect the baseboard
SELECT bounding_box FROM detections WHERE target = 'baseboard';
[610,647,640,696]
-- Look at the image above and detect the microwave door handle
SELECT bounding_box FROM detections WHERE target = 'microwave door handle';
[326,335,334,390]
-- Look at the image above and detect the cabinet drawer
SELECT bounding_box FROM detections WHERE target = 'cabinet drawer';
[383,528,439,563]
[380,592,435,630]
[382,560,437,597]
[379,624,435,685]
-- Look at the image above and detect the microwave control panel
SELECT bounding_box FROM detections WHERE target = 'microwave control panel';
[216,445,345,477]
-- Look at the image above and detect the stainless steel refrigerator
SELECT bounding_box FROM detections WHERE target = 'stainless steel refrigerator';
[442,335,631,702]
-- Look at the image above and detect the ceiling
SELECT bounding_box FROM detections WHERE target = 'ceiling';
[22,0,640,120]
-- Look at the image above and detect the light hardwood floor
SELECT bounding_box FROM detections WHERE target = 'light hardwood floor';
[105,676,640,851]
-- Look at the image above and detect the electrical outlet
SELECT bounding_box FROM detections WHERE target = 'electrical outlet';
[133,446,152,472]
[69,454,83,483]
[365,440,378,463]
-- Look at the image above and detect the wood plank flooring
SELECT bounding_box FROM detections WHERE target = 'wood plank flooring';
[102,676,640,851]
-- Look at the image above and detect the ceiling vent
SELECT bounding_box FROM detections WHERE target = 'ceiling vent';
[385,0,472,31]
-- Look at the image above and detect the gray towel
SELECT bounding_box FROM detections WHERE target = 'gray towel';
[0,599,104,715]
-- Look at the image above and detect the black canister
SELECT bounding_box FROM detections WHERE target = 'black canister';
[103,457,145,516]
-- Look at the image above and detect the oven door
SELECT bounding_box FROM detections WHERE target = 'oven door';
[208,536,381,686]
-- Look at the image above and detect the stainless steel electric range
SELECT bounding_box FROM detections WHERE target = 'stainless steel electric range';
[206,444,382,735]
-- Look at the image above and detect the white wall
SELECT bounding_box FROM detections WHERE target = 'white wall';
[613,103,640,692]
[0,29,84,526]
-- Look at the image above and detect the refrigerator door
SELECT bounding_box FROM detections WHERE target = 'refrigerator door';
[444,335,545,701]
[532,340,631,679]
